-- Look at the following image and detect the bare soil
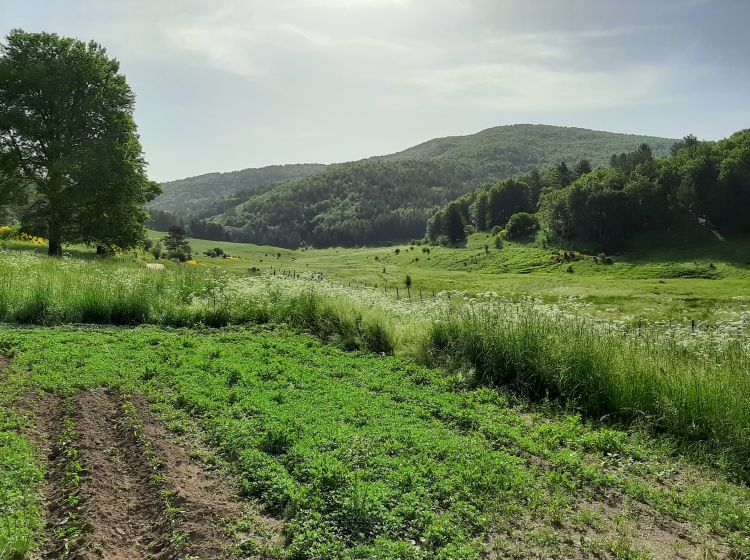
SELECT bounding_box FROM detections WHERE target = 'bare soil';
[130,393,254,559]
[20,388,268,559]
[22,391,70,560]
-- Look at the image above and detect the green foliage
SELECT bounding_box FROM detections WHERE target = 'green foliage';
[3,325,749,558]
[505,212,539,240]
[158,125,675,248]
[0,408,44,559]
[151,164,327,217]
[423,308,750,477]
[150,241,162,260]
[163,226,192,262]
[437,129,750,251]
[0,29,159,255]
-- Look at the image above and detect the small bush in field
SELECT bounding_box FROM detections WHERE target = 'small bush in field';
[505,212,539,240]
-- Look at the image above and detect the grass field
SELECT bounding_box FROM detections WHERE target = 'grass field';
[1,234,749,558]
[145,230,750,324]
[1,325,749,559]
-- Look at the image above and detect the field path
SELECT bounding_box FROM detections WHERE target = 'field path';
[75,389,171,559]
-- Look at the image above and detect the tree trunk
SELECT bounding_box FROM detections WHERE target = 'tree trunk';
[46,171,65,257]
[48,239,62,256]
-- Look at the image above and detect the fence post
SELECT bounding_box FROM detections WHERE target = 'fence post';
[396,287,400,300]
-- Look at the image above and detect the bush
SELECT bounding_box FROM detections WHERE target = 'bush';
[150,243,162,260]
[505,212,539,240]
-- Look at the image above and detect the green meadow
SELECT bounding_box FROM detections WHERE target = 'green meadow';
[146,229,750,324]
[1,237,749,558]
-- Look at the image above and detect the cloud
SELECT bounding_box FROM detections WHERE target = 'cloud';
[4,0,741,179]
[144,0,672,114]
[407,62,671,111]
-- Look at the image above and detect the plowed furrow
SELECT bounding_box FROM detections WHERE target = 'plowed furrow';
[74,389,170,560]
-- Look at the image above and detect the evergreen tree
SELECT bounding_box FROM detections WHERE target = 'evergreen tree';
[574,159,593,177]
[471,191,489,231]
[163,225,192,261]
[445,203,466,243]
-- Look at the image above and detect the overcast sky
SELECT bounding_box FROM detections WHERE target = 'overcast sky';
[2,0,748,181]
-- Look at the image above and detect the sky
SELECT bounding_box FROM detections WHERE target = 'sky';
[2,0,748,181]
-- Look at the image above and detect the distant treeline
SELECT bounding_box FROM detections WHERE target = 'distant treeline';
[427,131,750,250]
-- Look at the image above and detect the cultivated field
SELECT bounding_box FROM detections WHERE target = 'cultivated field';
[1,238,749,559]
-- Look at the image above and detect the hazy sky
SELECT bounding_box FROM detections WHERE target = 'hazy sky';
[2,0,748,181]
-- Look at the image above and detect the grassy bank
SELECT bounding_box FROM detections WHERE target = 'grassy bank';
[0,248,749,480]
[422,307,750,478]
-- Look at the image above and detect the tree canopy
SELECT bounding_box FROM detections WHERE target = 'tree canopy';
[0,29,158,255]
[428,132,750,251]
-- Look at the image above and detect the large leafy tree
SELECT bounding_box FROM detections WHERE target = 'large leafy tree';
[0,29,159,255]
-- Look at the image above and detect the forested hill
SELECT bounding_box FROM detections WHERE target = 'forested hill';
[150,163,328,216]
[381,124,675,181]
[426,130,750,252]
[156,125,676,247]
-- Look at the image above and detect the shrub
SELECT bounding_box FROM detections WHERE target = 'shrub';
[494,236,503,249]
[505,212,539,240]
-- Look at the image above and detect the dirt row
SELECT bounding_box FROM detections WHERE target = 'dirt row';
[23,387,279,559]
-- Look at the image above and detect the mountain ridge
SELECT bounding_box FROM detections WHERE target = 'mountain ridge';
[150,124,678,247]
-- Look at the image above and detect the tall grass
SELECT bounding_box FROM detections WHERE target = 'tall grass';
[421,307,750,477]
[0,251,394,353]
[1,249,748,477]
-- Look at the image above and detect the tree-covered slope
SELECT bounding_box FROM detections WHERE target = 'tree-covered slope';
[217,159,476,247]
[426,130,750,252]
[150,163,328,216]
[162,125,676,247]
[381,124,675,182]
